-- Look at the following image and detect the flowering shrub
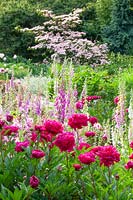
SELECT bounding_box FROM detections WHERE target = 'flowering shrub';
[23,9,109,66]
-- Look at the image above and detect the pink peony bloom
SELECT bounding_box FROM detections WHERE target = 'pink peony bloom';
[15,140,30,152]
[75,101,84,110]
[129,153,133,159]
[54,132,75,152]
[78,152,95,165]
[85,131,96,137]
[0,119,5,128]
[68,113,88,130]
[96,146,120,167]
[34,125,45,132]
[73,164,82,171]
[31,149,45,158]
[114,96,119,105]
[6,114,13,122]
[40,132,53,142]
[130,141,133,149]
[102,134,108,141]
[44,120,63,135]
[30,132,38,142]
[29,175,40,188]
[77,142,91,150]
[125,161,133,169]
[1,125,19,135]
[88,116,98,126]
[86,96,101,102]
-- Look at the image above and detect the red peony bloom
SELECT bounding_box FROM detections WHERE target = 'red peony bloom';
[34,125,45,132]
[30,132,38,142]
[114,96,119,105]
[126,108,128,113]
[78,152,95,165]
[102,134,108,141]
[1,125,19,135]
[40,132,53,142]
[6,114,13,122]
[54,132,75,152]
[130,141,133,149]
[90,146,103,155]
[77,142,91,150]
[96,146,120,167]
[85,131,96,137]
[86,96,101,102]
[0,119,5,128]
[129,153,133,159]
[44,120,63,135]
[73,164,82,171]
[29,175,40,188]
[31,149,45,158]
[125,161,133,169]
[68,113,88,130]
[75,101,84,110]
[88,116,98,126]
[15,140,30,152]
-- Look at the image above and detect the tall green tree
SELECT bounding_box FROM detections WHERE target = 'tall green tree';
[102,0,133,54]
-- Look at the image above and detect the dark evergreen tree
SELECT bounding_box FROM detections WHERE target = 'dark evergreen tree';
[102,0,133,54]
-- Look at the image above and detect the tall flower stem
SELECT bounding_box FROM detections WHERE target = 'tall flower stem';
[89,166,98,199]
[75,129,80,145]
[66,152,70,184]
[108,167,111,184]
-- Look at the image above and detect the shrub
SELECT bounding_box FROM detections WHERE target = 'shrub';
[102,0,133,54]
[23,9,109,65]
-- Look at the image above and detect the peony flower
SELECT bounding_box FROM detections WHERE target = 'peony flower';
[102,134,108,141]
[85,131,96,137]
[77,142,91,150]
[15,140,30,152]
[68,113,88,130]
[75,101,84,110]
[31,149,45,158]
[40,132,53,142]
[29,175,40,188]
[78,152,95,165]
[129,153,133,159]
[44,120,63,135]
[1,125,19,135]
[130,141,133,149]
[125,161,133,169]
[54,132,75,152]
[114,96,119,105]
[96,146,120,167]
[73,164,82,171]
[0,119,5,128]
[30,132,38,142]
[6,114,13,122]
[88,116,98,126]
[86,96,101,102]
